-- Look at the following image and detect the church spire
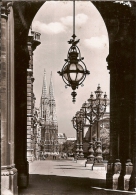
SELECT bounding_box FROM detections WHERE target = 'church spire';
[42,69,47,98]
[49,71,54,100]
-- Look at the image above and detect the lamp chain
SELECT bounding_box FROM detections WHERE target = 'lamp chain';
[73,0,75,39]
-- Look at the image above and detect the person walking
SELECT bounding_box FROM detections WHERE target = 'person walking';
[74,153,78,163]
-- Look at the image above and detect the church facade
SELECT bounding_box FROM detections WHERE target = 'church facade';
[39,71,59,153]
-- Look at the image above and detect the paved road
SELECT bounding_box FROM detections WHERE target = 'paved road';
[19,159,106,195]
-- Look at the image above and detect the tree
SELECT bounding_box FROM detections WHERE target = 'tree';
[61,140,76,154]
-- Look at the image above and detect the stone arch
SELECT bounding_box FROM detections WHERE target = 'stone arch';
[1,1,136,194]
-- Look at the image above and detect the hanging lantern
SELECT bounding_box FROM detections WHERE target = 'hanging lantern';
[57,0,90,103]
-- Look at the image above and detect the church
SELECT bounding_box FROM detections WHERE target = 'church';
[39,70,59,153]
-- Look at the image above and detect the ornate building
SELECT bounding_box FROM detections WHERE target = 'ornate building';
[39,71,58,153]
[27,28,41,161]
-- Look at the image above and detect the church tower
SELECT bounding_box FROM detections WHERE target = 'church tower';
[39,71,58,153]
[40,69,48,119]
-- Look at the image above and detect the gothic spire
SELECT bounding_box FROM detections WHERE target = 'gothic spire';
[49,71,54,100]
[42,69,48,98]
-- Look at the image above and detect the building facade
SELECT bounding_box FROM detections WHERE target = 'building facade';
[58,133,67,144]
[27,28,41,161]
[39,71,58,153]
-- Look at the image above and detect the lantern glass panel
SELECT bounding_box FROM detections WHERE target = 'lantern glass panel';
[63,65,69,81]
[69,63,77,81]
[70,63,84,82]
[69,72,77,81]
[69,63,77,70]
[76,64,84,81]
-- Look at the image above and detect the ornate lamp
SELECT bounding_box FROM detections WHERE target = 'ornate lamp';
[90,84,109,164]
[75,110,84,158]
[57,0,90,103]
[71,115,79,155]
[82,100,96,165]
[91,84,108,121]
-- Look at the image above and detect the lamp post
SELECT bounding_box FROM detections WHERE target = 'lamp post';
[82,97,96,167]
[57,0,90,103]
[76,109,84,159]
[71,116,80,156]
[91,85,108,168]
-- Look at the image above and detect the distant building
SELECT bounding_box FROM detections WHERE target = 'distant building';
[39,70,58,153]
[58,133,67,144]
[67,137,76,141]
[27,28,41,161]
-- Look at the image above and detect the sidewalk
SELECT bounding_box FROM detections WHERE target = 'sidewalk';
[19,159,106,195]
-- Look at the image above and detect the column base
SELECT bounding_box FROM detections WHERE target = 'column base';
[118,160,133,191]
[1,167,18,195]
[129,174,136,191]
[106,159,121,190]
[85,161,93,169]
[17,161,29,188]
[93,163,105,170]
[18,173,28,188]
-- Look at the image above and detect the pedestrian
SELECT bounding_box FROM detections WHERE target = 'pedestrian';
[74,153,78,163]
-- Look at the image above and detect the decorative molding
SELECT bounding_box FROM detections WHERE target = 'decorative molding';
[1,2,12,19]
[114,1,132,7]
[1,164,15,170]
[1,168,17,176]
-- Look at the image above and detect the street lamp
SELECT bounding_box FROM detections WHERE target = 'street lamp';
[71,116,80,156]
[57,0,90,103]
[75,109,84,158]
[82,98,96,166]
[90,84,108,164]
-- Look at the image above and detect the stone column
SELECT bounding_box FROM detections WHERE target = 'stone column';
[14,20,29,190]
[27,69,33,161]
[1,2,18,195]
[106,54,122,189]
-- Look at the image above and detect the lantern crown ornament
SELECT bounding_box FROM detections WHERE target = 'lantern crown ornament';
[57,0,90,103]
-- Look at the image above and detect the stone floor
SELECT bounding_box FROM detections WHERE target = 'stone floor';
[19,159,106,195]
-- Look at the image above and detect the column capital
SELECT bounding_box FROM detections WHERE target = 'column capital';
[1,2,12,19]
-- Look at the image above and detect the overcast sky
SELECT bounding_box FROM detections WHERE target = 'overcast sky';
[32,1,109,137]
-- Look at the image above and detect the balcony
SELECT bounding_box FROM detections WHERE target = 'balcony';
[28,29,41,51]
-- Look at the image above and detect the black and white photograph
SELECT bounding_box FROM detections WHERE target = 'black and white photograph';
[1,1,136,194]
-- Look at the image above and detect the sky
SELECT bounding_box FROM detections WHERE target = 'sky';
[32,1,109,138]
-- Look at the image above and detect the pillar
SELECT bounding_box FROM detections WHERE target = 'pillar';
[14,16,29,190]
[1,2,18,195]
[27,69,33,161]
[106,8,136,190]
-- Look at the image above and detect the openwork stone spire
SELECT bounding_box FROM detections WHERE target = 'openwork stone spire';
[42,69,48,99]
[48,72,57,122]
[49,71,54,100]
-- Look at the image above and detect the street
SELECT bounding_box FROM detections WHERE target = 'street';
[19,159,106,195]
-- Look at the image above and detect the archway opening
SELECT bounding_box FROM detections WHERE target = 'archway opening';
[23,1,110,193]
